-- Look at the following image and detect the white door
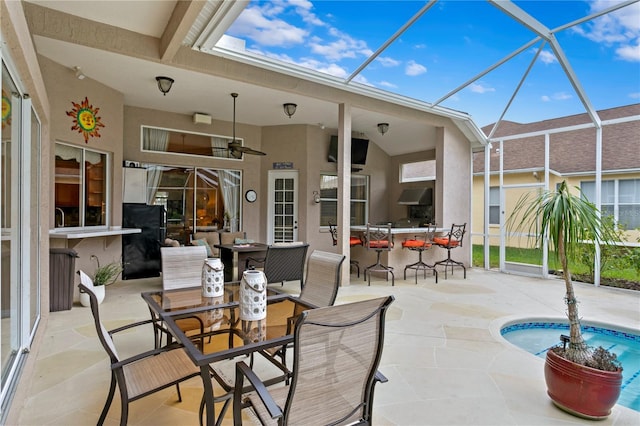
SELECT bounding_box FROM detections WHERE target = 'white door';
[267,170,298,244]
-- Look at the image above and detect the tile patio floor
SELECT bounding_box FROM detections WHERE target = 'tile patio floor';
[12,268,640,425]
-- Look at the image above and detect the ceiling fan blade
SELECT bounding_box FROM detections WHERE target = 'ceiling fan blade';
[237,147,267,156]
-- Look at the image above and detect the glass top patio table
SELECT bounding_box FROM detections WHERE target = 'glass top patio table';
[142,281,282,318]
[141,283,315,426]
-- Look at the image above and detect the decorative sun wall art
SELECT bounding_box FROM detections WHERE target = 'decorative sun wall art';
[65,97,105,143]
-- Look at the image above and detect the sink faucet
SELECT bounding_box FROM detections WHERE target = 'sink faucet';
[55,208,65,227]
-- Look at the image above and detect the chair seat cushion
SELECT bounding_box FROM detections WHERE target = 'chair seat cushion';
[433,237,459,247]
[402,240,430,249]
[349,236,362,246]
[369,240,392,249]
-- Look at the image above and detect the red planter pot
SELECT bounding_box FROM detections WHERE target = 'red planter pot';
[544,349,623,419]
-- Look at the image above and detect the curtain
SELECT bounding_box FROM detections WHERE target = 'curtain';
[143,128,169,204]
[211,136,230,158]
[219,170,241,231]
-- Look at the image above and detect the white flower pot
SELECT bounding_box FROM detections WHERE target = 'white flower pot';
[80,284,105,307]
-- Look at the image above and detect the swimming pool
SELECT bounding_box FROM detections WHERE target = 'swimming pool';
[501,321,640,413]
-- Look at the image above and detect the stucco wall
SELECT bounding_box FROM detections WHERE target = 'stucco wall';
[40,55,125,298]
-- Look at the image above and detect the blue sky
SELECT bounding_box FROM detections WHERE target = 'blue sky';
[224,0,640,127]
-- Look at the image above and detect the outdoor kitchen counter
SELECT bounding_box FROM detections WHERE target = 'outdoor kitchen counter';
[349,226,452,281]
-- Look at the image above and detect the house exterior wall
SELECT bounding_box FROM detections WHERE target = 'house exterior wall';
[472,172,640,247]
[42,55,127,301]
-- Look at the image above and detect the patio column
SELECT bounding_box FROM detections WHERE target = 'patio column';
[338,103,352,286]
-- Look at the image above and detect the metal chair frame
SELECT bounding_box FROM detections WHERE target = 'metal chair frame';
[363,223,394,286]
[327,222,361,277]
[433,223,467,279]
[402,223,438,284]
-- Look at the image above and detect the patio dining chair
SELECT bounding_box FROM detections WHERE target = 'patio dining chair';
[233,295,394,426]
[255,249,346,368]
[78,282,200,426]
[155,245,211,347]
[245,243,309,288]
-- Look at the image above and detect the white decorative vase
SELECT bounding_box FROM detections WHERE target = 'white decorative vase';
[240,270,267,321]
[80,284,105,307]
[202,258,224,298]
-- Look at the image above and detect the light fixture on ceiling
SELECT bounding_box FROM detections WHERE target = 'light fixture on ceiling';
[73,66,85,80]
[283,103,297,118]
[377,122,389,135]
[155,76,174,96]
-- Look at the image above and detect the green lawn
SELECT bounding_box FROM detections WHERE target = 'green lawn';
[472,245,638,283]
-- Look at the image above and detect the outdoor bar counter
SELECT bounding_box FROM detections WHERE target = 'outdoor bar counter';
[349,226,449,281]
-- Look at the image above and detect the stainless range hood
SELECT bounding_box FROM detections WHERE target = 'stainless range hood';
[397,188,432,205]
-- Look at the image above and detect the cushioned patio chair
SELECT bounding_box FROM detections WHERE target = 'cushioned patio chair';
[433,223,467,279]
[79,282,200,426]
[233,296,394,426]
[363,223,394,286]
[402,223,438,284]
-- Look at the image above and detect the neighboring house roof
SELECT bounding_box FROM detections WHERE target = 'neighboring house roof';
[474,104,640,175]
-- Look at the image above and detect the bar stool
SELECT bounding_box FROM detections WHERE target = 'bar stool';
[433,223,466,279]
[327,222,361,277]
[364,223,394,286]
[402,223,438,284]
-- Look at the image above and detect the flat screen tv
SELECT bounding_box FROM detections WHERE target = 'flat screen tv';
[328,135,369,166]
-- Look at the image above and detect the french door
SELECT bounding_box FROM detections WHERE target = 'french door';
[267,170,298,244]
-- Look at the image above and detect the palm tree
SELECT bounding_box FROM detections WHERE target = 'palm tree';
[509,180,615,365]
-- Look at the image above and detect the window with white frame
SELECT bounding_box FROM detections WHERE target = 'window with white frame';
[489,186,500,225]
[319,174,369,226]
[581,179,640,230]
[400,159,436,182]
[54,143,109,228]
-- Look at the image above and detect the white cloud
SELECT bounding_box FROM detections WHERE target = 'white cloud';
[379,81,398,89]
[232,5,308,47]
[553,92,572,100]
[616,41,640,61]
[290,0,325,26]
[573,1,640,62]
[538,49,557,64]
[541,92,573,102]
[377,56,401,67]
[405,60,427,76]
[414,43,427,49]
[309,27,372,61]
[629,92,640,99]
[469,82,495,94]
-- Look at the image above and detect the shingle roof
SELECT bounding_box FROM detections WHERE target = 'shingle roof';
[474,104,640,174]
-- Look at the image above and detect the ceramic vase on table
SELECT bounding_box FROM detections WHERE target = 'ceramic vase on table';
[202,258,224,298]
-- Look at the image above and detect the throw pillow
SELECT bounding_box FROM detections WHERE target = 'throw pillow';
[191,238,213,257]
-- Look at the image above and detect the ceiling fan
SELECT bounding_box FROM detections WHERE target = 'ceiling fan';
[213,93,267,158]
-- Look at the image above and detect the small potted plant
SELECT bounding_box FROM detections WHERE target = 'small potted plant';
[80,255,123,306]
[509,180,623,419]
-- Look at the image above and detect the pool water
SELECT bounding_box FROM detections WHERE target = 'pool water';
[501,322,640,412]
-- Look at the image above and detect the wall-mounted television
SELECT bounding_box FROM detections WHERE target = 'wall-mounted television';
[328,135,369,166]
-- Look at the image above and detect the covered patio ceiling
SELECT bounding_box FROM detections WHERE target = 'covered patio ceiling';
[24,0,639,155]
